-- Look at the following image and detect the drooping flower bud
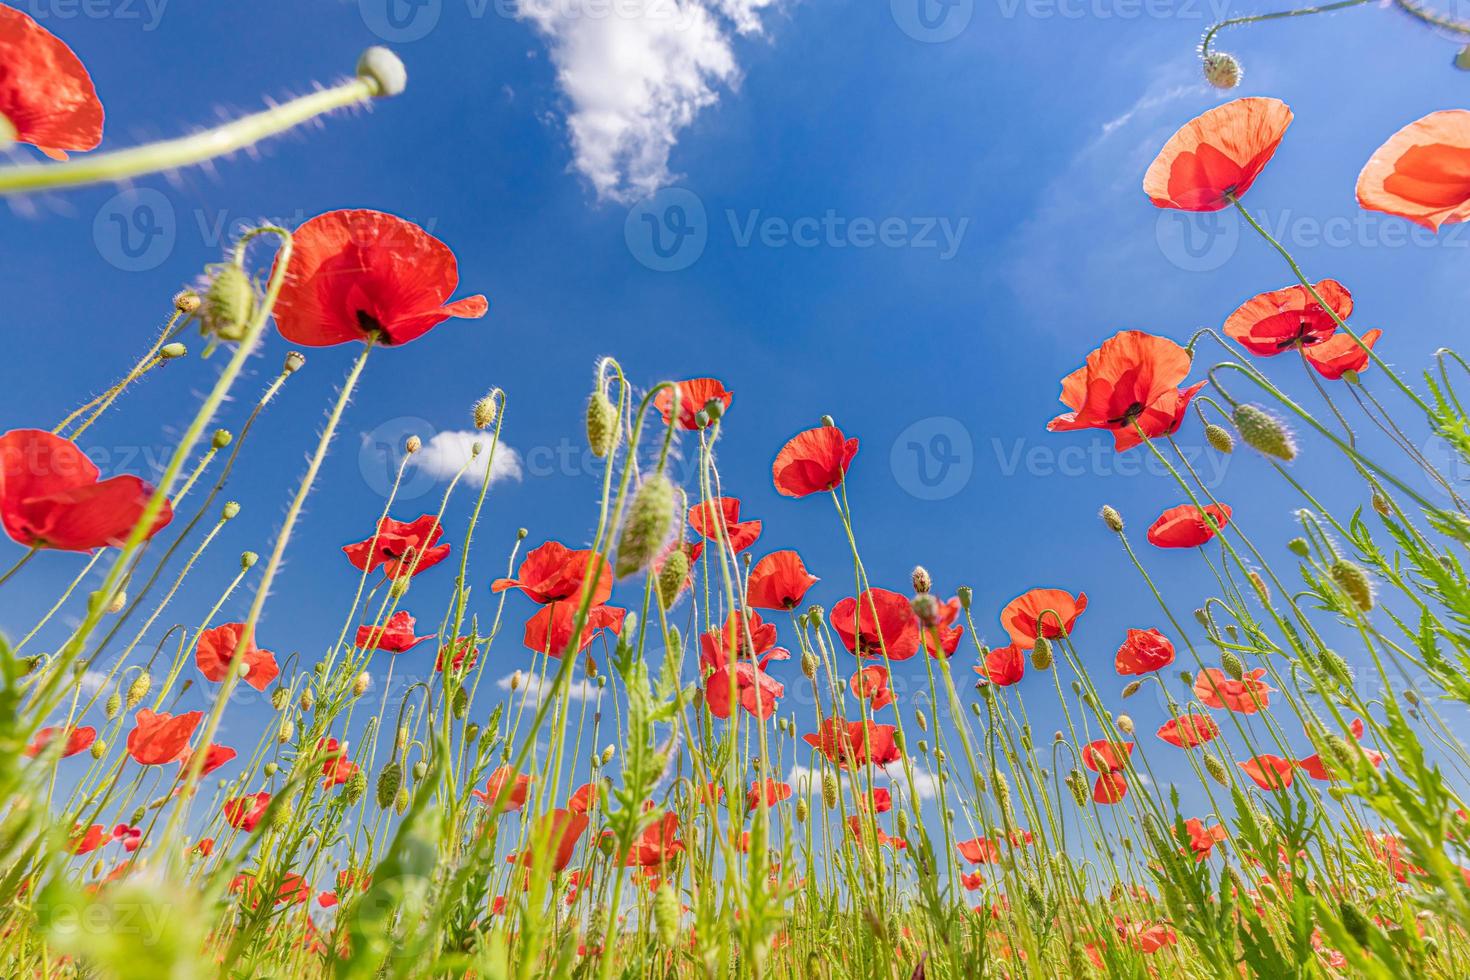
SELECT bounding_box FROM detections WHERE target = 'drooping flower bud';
[915,709,929,733]
[1116,714,1134,735]
[1330,560,1374,613]
[1121,680,1143,699]
[822,772,838,810]
[1221,651,1244,681]
[601,745,616,765]
[160,342,187,359]
[352,672,371,698]
[1203,753,1230,786]
[105,691,122,719]
[586,389,618,458]
[1205,424,1235,454]
[126,672,151,709]
[377,762,403,809]
[344,769,368,805]
[1030,636,1053,671]
[1248,570,1271,607]
[615,473,674,578]
[1233,404,1297,462]
[656,548,689,608]
[201,263,257,343]
[472,393,499,430]
[1287,537,1310,557]
[1202,51,1243,90]
[654,883,680,947]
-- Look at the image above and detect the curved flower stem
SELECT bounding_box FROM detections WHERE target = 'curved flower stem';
[1201,0,1371,58]
[0,546,38,590]
[0,74,383,196]
[1393,0,1470,36]
[55,308,188,437]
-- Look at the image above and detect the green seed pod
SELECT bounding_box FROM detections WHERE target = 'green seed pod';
[795,798,808,824]
[653,883,679,947]
[344,769,368,805]
[822,772,839,810]
[915,709,929,733]
[453,685,470,718]
[1030,636,1053,671]
[917,739,929,755]
[1204,423,1235,454]
[299,688,314,713]
[201,263,257,342]
[1203,753,1230,787]
[956,585,972,610]
[1202,50,1243,89]
[377,762,403,809]
[616,473,674,578]
[395,786,410,814]
[1099,505,1124,533]
[1330,560,1374,613]
[126,672,151,709]
[270,687,289,711]
[105,691,122,719]
[278,719,295,744]
[413,760,429,781]
[1221,651,1245,681]
[263,762,278,777]
[656,548,689,607]
[895,809,909,836]
[1233,404,1297,461]
[1287,537,1310,558]
[90,739,107,760]
[1121,680,1143,699]
[586,389,618,459]
[801,651,819,679]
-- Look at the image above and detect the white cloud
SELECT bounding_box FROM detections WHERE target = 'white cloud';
[413,431,523,489]
[497,670,601,703]
[516,0,788,202]
[79,670,109,697]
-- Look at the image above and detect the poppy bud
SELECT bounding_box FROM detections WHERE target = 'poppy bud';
[911,593,940,627]
[615,473,674,578]
[1205,423,1235,454]
[1370,491,1392,518]
[1203,753,1230,787]
[601,745,616,765]
[1404,687,1420,706]
[352,672,371,698]
[1192,607,1209,627]
[210,429,233,451]
[357,46,408,98]
[915,709,929,733]
[90,739,107,760]
[586,390,618,458]
[221,501,240,521]
[1066,770,1087,806]
[1248,570,1271,607]
[376,762,402,808]
[1202,51,1243,89]
[201,263,256,343]
[299,688,314,713]
[1179,670,1193,686]
[160,342,187,360]
[822,772,839,810]
[1099,505,1124,533]
[270,687,289,711]
[279,719,296,743]
[654,883,679,947]
[395,787,410,814]
[801,651,819,679]
[283,350,306,374]
[241,551,258,570]
[956,585,972,610]
[1121,680,1143,699]
[473,393,498,430]
[1116,714,1134,735]
[464,723,480,746]
[911,566,932,595]
[1330,560,1374,613]
[896,810,909,837]
[1287,537,1309,557]
[174,290,201,314]
[105,691,122,719]
[126,673,151,709]
[795,798,808,823]
[917,739,929,755]
[344,769,368,805]
[105,589,127,615]
[405,435,422,455]
[1233,404,1297,462]
[656,548,689,608]
[413,760,429,781]
[1030,636,1053,671]
[453,685,469,718]
[1221,651,1244,681]
[263,762,278,777]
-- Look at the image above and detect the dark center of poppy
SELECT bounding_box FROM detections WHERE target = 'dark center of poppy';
[355,309,389,342]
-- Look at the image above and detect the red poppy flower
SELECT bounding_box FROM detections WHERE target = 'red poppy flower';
[1143,97,1293,211]
[1365,831,1423,882]
[473,766,533,812]
[271,210,487,347]
[1156,712,1219,749]
[802,719,901,770]
[655,378,733,430]
[1081,739,1134,773]
[1303,329,1383,381]
[70,823,108,855]
[624,811,684,869]
[1047,332,1204,452]
[845,816,906,850]
[862,787,893,814]
[186,743,236,777]
[1181,819,1227,862]
[1119,920,1177,954]
[111,824,142,853]
[125,709,201,766]
[917,597,966,659]
[746,550,819,610]
[961,871,985,890]
[1146,503,1232,549]
[1357,110,1470,231]
[0,6,103,160]
[1092,771,1129,804]
[745,778,792,812]
[1223,280,1353,356]
[195,622,279,692]
[493,540,613,605]
[772,425,859,498]
[973,643,1026,687]
[194,838,215,857]
[318,738,359,788]
[1194,667,1272,713]
[956,837,1002,864]
[999,587,1087,649]
[569,781,598,814]
[1239,754,1294,791]
[1297,719,1385,781]
[1114,628,1175,676]
[436,636,479,673]
[831,588,921,660]
[223,792,272,832]
[343,514,451,579]
[688,497,762,554]
[849,664,896,711]
[699,611,786,720]
[24,724,95,758]
[0,429,173,552]
[523,602,627,658]
[356,610,431,653]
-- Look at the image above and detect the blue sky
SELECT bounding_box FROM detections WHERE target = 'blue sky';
[5,0,1470,830]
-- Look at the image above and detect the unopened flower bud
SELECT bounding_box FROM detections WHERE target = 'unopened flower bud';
[1100,505,1124,533]
[390,575,411,599]
[586,390,618,458]
[221,501,240,520]
[1121,680,1143,699]
[1202,51,1243,89]
[263,762,279,777]
[174,290,201,314]
[412,760,428,781]
[509,670,522,692]
[1248,570,1271,607]
[105,692,122,718]
[656,548,689,608]
[1287,537,1310,558]
[357,46,408,98]
[473,393,499,430]
[800,651,819,679]
[160,342,187,359]
[1221,651,1244,681]
[1116,714,1134,735]
[1030,636,1053,671]
[241,551,258,570]
[1204,753,1230,786]
[1205,423,1235,454]
[1330,560,1374,613]
[201,263,256,342]
[352,672,371,698]
[1233,404,1297,462]
[911,566,932,595]
[105,589,127,614]
[405,435,422,454]
[600,745,615,765]
[822,772,839,809]
[211,429,233,450]
[615,473,674,578]
[299,688,314,713]
[127,673,151,709]
[915,709,929,733]
[90,739,107,760]
[795,798,808,823]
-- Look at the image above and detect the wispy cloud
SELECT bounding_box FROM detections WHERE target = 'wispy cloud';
[497,670,600,703]
[516,0,789,202]
[413,431,523,488]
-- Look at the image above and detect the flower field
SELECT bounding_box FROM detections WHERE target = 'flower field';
[4,4,1470,978]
